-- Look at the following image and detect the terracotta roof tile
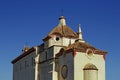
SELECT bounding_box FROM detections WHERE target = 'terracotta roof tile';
[11,47,35,64]
[56,41,107,57]
[43,25,78,41]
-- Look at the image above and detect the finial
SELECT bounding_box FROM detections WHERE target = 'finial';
[75,24,85,43]
[78,24,82,33]
[58,16,66,26]
[78,24,82,40]
[22,42,30,52]
[61,8,64,16]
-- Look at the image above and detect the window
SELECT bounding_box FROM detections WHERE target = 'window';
[83,63,98,80]
[56,37,60,41]
[45,52,47,60]
[15,65,17,72]
[25,61,29,68]
[55,36,60,41]
[31,58,35,66]
[25,61,27,69]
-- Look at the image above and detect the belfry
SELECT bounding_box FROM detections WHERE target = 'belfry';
[12,16,107,80]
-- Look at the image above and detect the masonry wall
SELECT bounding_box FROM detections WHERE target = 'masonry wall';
[39,45,63,80]
[58,52,74,80]
[13,51,36,80]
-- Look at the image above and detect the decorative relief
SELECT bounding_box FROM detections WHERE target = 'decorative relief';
[86,49,94,59]
[61,65,68,79]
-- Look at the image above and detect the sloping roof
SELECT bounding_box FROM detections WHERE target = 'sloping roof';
[11,44,45,64]
[64,41,96,51]
[11,47,35,64]
[56,41,107,57]
[43,25,78,41]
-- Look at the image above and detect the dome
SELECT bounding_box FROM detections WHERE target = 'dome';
[48,25,78,38]
[43,16,78,41]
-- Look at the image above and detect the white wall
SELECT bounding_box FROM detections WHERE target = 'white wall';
[45,35,76,48]
[74,52,105,80]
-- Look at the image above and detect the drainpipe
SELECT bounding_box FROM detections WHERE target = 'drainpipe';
[35,46,40,80]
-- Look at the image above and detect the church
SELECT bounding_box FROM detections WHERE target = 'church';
[12,16,107,80]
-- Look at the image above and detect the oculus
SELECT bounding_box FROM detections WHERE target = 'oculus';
[54,36,60,41]
[86,49,94,59]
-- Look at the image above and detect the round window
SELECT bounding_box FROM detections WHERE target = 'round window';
[87,50,93,56]
[56,37,60,41]
[86,49,94,57]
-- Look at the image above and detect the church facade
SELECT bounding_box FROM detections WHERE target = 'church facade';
[12,16,107,80]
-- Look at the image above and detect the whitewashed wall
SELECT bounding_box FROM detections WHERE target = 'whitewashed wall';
[45,35,76,48]
[74,52,105,80]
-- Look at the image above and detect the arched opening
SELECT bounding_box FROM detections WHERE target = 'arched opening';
[83,63,98,80]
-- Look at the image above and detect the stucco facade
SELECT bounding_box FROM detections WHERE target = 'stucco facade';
[12,16,107,80]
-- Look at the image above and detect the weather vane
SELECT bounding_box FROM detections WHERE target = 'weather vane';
[61,8,64,16]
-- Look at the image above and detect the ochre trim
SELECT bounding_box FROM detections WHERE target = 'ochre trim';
[103,54,106,60]
[72,49,77,57]
[11,48,35,64]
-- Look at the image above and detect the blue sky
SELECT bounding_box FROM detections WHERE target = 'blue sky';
[0,0,120,80]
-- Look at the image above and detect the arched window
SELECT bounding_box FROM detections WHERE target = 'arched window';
[83,63,98,80]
